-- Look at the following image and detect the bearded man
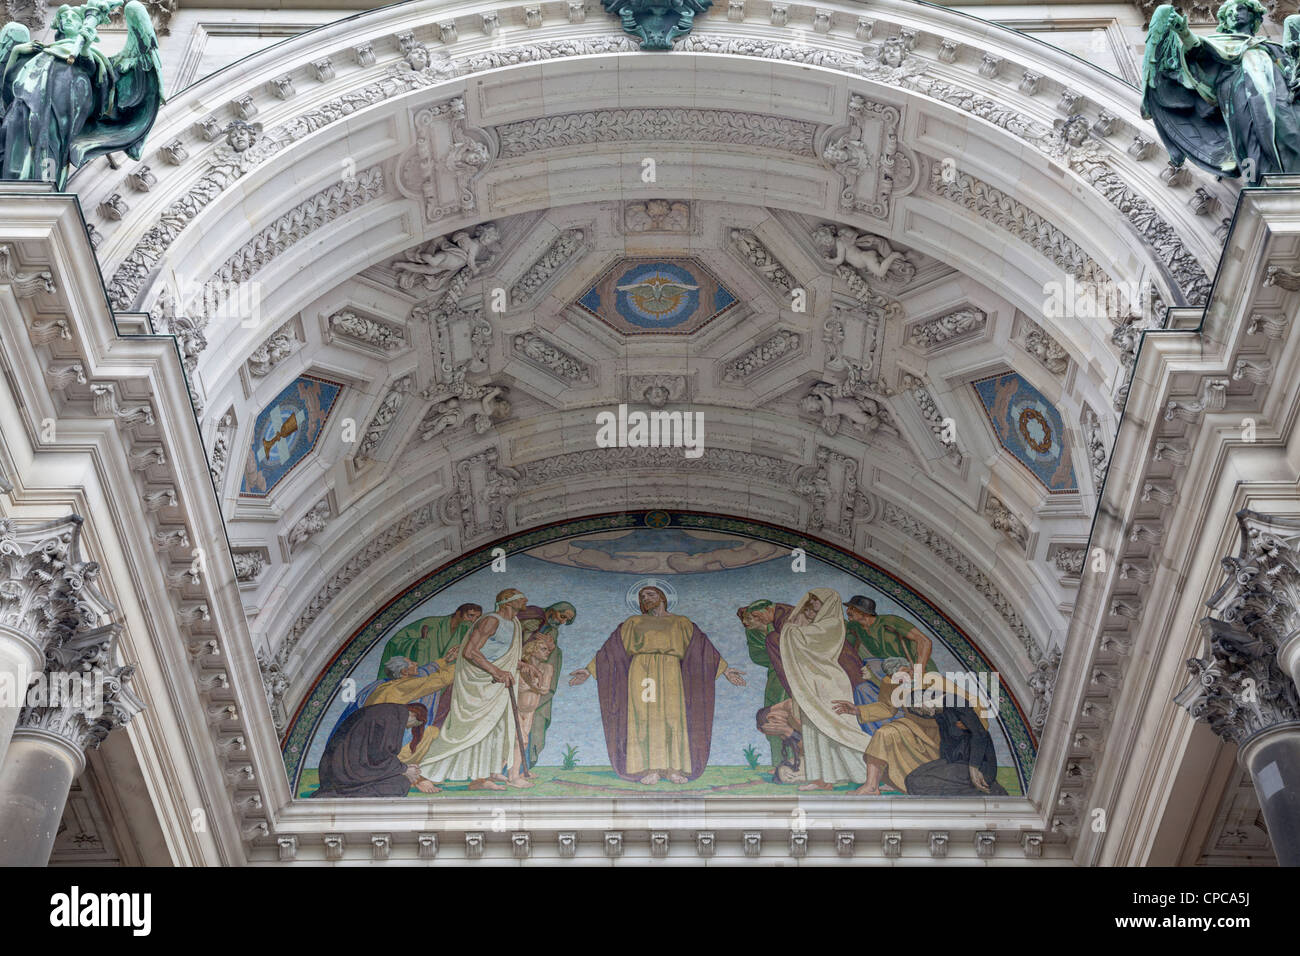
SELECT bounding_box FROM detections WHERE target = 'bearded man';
[419,589,534,790]
[570,584,745,784]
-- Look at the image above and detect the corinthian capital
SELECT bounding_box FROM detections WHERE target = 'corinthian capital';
[1176,510,1300,745]
[0,514,115,659]
[18,615,143,752]
[1207,510,1300,643]
[17,656,144,753]
[1175,618,1300,746]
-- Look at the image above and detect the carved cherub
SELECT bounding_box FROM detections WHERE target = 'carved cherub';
[472,385,511,434]
[449,137,490,177]
[394,224,499,292]
[822,134,873,180]
[632,375,686,408]
[626,199,689,232]
[812,224,908,281]
[800,383,891,436]
[419,383,509,439]
[420,398,463,440]
[646,384,673,408]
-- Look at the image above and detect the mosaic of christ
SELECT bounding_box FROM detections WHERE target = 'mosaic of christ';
[288,518,1032,799]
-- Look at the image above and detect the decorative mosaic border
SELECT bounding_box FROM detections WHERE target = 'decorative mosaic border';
[282,510,1036,792]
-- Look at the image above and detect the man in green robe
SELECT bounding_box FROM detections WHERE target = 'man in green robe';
[740,599,793,768]
[843,596,936,675]
[376,603,482,679]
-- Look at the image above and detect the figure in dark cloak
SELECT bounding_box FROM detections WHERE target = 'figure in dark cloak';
[738,599,794,767]
[1142,1,1300,180]
[312,702,436,798]
[904,703,1009,797]
[0,1,164,189]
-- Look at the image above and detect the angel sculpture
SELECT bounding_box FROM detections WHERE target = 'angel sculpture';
[800,383,891,437]
[811,224,908,281]
[419,384,509,440]
[1142,1,1300,180]
[393,224,498,292]
[0,1,164,189]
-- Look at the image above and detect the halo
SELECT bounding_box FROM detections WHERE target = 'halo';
[626,578,678,614]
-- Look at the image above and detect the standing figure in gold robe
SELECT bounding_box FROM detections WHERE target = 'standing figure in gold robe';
[570,584,746,784]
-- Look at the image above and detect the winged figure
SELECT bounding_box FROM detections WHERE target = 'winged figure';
[1141,1,1300,180]
[0,1,164,188]
[616,273,699,316]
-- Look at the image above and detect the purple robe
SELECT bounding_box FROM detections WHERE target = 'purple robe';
[593,620,722,780]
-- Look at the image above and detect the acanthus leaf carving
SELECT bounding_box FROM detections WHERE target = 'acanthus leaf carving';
[496,108,817,158]
[907,307,986,350]
[357,375,413,462]
[877,501,1039,660]
[722,329,800,382]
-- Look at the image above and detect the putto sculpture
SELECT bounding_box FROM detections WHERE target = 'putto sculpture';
[1142,0,1300,181]
[0,0,163,189]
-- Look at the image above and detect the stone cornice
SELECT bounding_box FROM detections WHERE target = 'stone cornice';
[0,189,277,862]
[1041,182,1300,864]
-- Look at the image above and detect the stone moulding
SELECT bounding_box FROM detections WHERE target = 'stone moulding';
[95,12,1215,334]
[878,501,1039,662]
[495,108,818,158]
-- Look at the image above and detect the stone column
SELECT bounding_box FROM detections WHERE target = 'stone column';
[0,514,113,771]
[0,633,142,865]
[1175,509,1300,867]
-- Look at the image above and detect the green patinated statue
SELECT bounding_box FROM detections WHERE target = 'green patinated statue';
[1143,0,1300,181]
[602,0,711,50]
[0,0,164,189]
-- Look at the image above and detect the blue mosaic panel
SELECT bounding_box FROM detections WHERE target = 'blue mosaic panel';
[239,375,342,497]
[576,257,737,333]
[973,372,1078,494]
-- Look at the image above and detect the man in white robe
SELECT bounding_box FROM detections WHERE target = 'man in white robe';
[780,588,873,789]
[419,588,533,790]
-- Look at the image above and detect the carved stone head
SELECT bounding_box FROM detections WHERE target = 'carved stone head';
[878,37,906,68]
[810,223,837,255]
[1059,114,1090,148]
[643,384,670,408]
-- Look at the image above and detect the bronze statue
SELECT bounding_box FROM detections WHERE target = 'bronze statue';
[1143,0,1300,181]
[0,1,164,188]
